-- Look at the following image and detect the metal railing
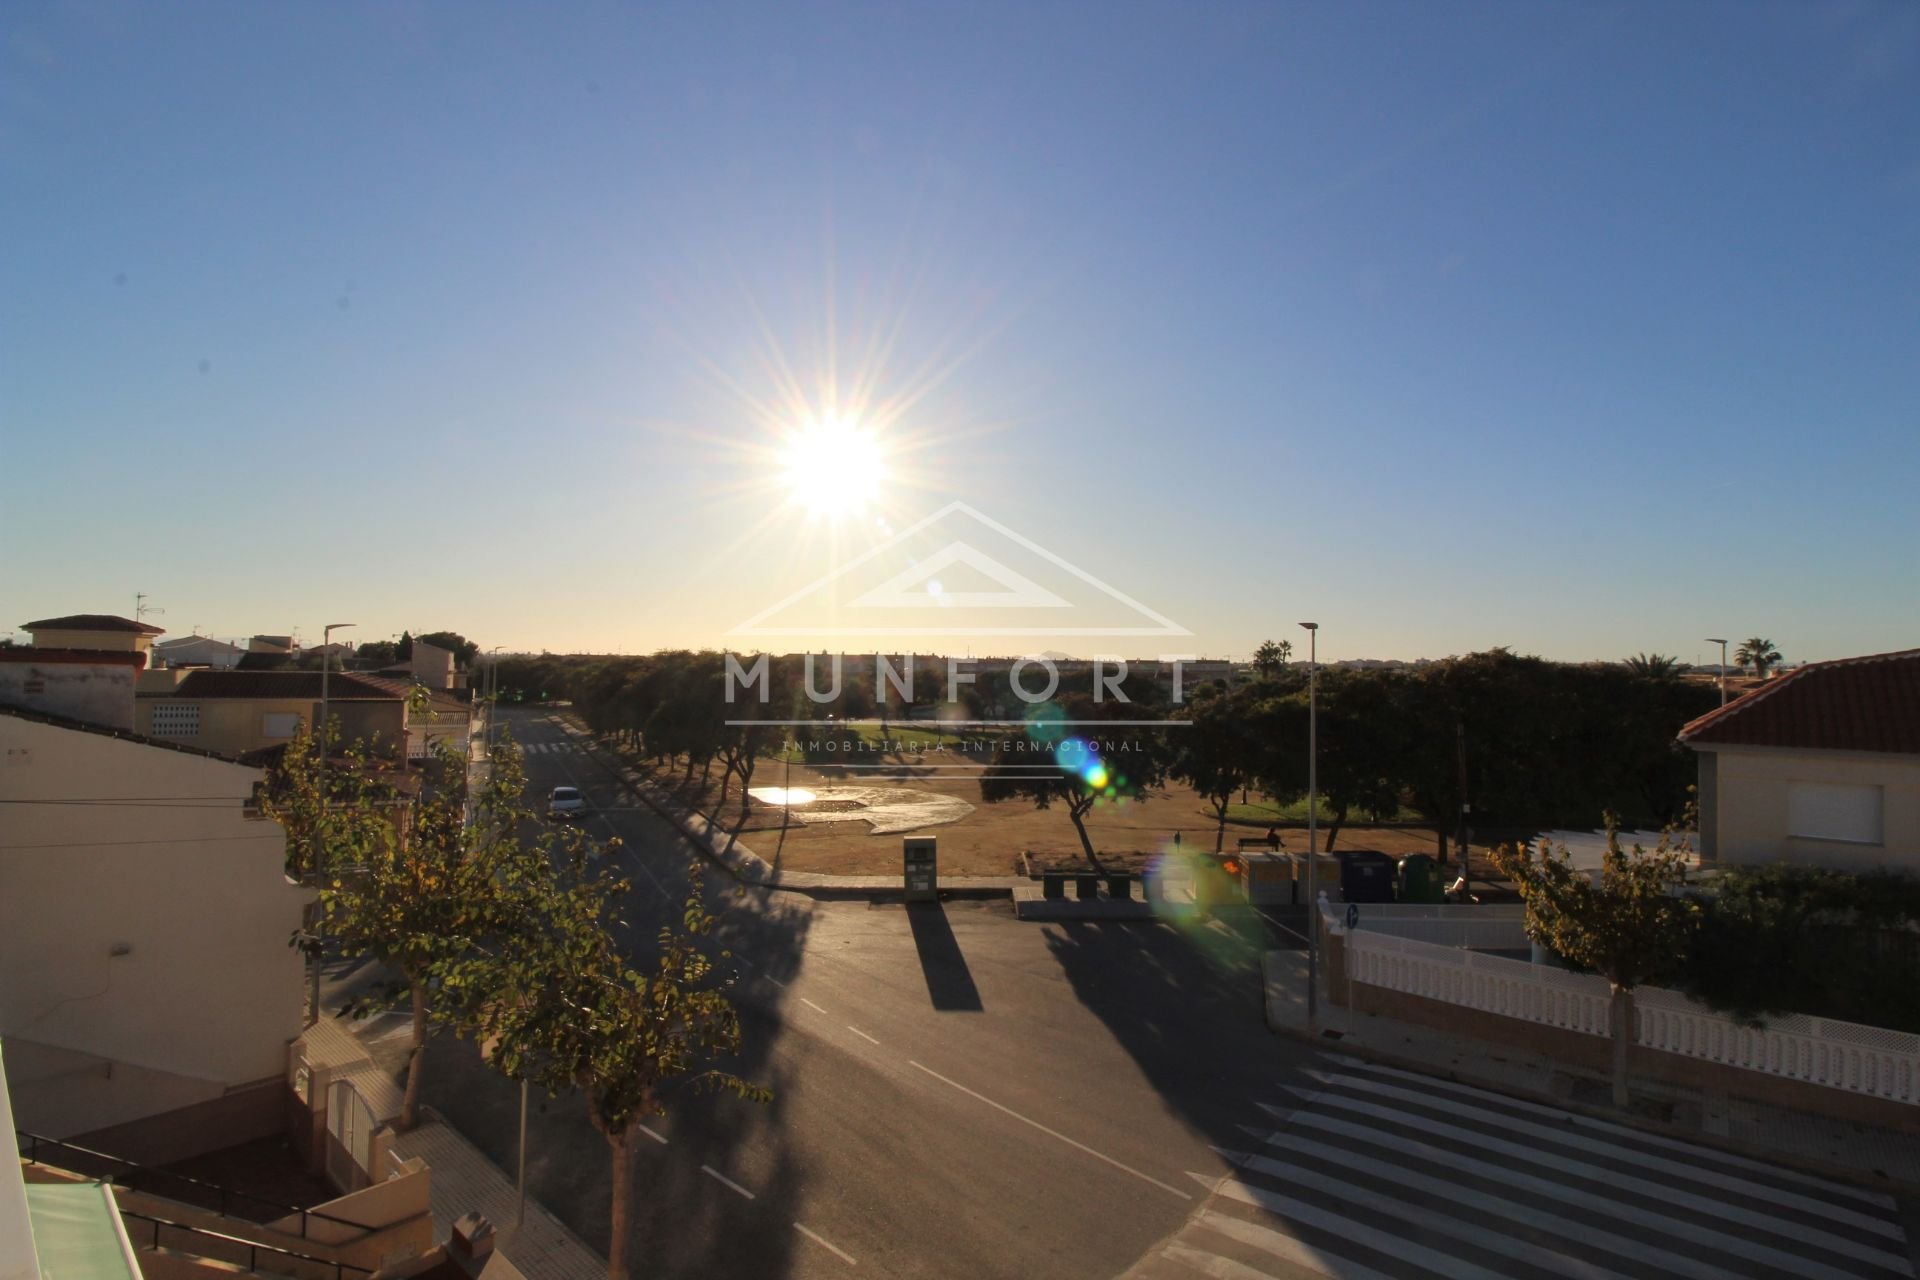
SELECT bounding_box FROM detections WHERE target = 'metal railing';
[16,1131,376,1243]
[120,1210,373,1280]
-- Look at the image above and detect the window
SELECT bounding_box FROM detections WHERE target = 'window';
[150,703,200,739]
[1787,782,1883,845]
[261,712,302,739]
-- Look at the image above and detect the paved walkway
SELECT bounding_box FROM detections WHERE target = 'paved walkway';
[387,1115,602,1280]
[1263,948,1920,1197]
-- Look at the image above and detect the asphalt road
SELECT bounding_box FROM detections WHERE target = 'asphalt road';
[379,706,1311,1279]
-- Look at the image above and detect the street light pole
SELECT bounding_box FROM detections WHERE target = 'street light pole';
[486,646,504,752]
[1299,622,1319,1028]
[309,622,355,1028]
[1705,638,1728,707]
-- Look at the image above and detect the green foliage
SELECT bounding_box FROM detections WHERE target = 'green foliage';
[1735,637,1783,679]
[1251,638,1292,678]
[1624,653,1684,679]
[1678,865,1920,1032]
[415,630,481,668]
[1491,819,1699,991]
[979,695,1173,869]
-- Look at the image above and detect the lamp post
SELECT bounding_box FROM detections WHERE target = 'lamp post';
[1298,622,1319,1028]
[307,623,355,1028]
[486,645,504,752]
[1705,638,1728,707]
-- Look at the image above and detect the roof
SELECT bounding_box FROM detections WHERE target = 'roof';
[168,671,413,701]
[0,701,249,763]
[154,634,243,652]
[0,648,147,668]
[20,614,164,636]
[1678,648,1920,755]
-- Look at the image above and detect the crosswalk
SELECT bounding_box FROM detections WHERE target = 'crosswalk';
[518,741,583,755]
[1131,1056,1915,1280]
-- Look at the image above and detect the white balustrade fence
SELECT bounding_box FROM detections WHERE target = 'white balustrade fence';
[1326,903,1920,1104]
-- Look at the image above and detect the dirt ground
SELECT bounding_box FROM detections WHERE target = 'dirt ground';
[618,742,1515,882]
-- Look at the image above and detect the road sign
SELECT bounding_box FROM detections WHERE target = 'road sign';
[1345,904,1359,931]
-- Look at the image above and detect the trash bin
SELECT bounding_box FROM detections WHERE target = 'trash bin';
[1338,850,1397,903]
[903,837,937,902]
[1398,853,1446,904]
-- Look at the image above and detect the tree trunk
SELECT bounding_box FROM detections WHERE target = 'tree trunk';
[604,1127,635,1280]
[1213,801,1228,853]
[1067,801,1105,875]
[1609,983,1634,1108]
[400,977,428,1131]
[1324,804,1347,853]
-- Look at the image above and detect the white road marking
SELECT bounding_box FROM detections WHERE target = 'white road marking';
[1213,1146,1635,1280]
[1340,1059,1898,1210]
[845,1025,880,1045]
[800,998,828,1014]
[1322,1070,1904,1236]
[637,1125,667,1145]
[1159,1240,1291,1280]
[1303,1091,1907,1269]
[1280,1110,1901,1280]
[700,1165,755,1200]
[765,976,786,989]
[793,1223,858,1265]
[908,1061,1190,1200]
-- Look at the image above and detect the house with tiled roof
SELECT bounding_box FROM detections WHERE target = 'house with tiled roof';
[1678,648,1920,871]
[135,669,474,760]
[19,614,165,658]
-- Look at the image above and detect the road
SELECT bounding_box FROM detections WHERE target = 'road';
[336,706,1917,1280]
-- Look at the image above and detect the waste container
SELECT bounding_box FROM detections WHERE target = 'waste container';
[1338,850,1397,903]
[1398,853,1446,904]
[903,837,937,902]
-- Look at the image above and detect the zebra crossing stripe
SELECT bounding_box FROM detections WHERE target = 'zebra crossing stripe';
[1192,1171,1520,1280]
[1319,1071,1904,1239]
[1187,1210,1400,1280]
[1335,1059,1896,1211]
[1157,1240,1281,1280]
[1283,1110,1909,1280]
[1211,1145,1637,1280]
[1228,1134,1763,1280]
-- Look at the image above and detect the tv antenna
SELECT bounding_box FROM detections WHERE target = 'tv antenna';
[135,593,166,625]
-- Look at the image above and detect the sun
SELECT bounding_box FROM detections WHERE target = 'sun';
[781,414,887,517]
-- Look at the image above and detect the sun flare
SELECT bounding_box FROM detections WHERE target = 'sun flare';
[781,414,887,517]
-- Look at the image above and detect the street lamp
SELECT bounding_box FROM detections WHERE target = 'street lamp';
[486,646,505,752]
[1299,622,1320,1028]
[1705,638,1728,707]
[308,623,354,1028]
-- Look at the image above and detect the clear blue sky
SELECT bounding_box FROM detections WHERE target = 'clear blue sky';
[4,2,1916,666]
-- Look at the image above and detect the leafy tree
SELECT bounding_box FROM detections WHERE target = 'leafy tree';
[979,696,1171,871]
[1251,638,1292,679]
[396,631,413,660]
[262,729,543,1129]
[1735,637,1783,680]
[1171,686,1260,852]
[353,639,398,668]
[1624,653,1683,679]
[1312,668,1411,850]
[415,630,480,668]
[1491,818,1698,1106]
[458,862,768,1280]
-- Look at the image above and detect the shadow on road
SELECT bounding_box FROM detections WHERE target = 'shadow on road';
[906,900,984,1011]
[418,869,817,1280]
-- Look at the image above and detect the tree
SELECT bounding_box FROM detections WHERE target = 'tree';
[458,861,768,1280]
[1171,687,1259,852]
[1251,639,1292,679]
[979,696,1170,871]
[262,728,542,1130]
[1624,653,1683,679]
[1735,637,1782,680]
[415,630,481,668]
[1491,818,1698,1107]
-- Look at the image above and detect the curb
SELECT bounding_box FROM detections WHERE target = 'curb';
[1260,961,1920,1202]
[566,729,1020,902]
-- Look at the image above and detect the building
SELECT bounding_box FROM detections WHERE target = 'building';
[0,703,308,1156]
[151,633,246,670]
[135,669,473,760]
[0,648,147,731]
[1679,648,1920,871]
[19,614,164,657]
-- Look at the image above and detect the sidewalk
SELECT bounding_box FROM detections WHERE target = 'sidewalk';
[569,730,1025,900]
[1263,948,1920,1197]
[388,1115,603,1280]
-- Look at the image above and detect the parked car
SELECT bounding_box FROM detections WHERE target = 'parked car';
[547,785,587,820]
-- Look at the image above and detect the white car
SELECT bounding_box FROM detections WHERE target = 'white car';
[547,786,587,821]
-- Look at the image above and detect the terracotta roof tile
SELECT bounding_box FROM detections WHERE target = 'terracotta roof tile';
[167,671,411,701]
[21,613,165,635]
[1678,648,1920,755]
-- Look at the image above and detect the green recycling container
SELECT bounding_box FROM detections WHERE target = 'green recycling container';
[1398,854,1446,904]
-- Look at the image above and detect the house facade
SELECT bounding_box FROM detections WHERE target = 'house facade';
[1679,648,1920,872]
[152,633,246,669]
[19,613,164,656]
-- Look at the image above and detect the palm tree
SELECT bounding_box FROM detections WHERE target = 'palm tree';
[1735,637,1783,680]
[1624,653,1682,679]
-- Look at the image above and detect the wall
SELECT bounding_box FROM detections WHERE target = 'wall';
[0,656,140,730]
[1703,745,1920,871]
[132,696,406,758]
[0,715,309,1139]
[24,629,150,655]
